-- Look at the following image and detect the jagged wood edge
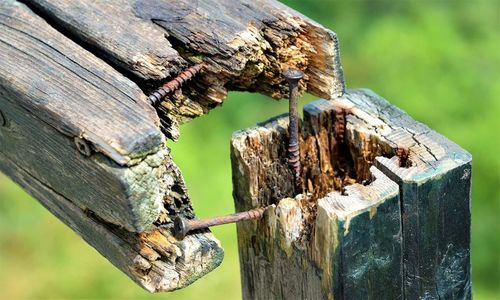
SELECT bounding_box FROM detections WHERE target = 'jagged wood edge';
[0,0,223,292]
[231,110,403,299]
[25,0,345,139]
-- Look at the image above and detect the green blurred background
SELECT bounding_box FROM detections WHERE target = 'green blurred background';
[0,0,498,299]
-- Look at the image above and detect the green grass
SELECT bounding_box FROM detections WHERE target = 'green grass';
[0,0,498,299]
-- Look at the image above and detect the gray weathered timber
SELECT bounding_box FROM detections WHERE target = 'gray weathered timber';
[232,90,471,299]
[231,107,404,299]
[0,0,167,231]
[25,0,344,129]
[0,90,164,232]
[0,0,224,291]
[0,0,162,165]
[23,0,187,81]
[0,153,223,293]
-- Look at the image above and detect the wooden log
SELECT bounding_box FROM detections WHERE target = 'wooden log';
[0,0,223,291]
[231,89,471,299]
[24,0,345,136]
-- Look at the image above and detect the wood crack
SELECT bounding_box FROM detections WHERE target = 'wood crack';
[19,0,343,141]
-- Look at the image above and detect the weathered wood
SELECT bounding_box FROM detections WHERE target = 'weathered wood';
[0,153,223,292]
[0,1,164,165]
[0,0,168,231]
[231,105,403,299]
[231,89,471,299]
[1,0,347,293]
[341,89,473,299]
[23,0,187,81]
[0,0,224,291]
[25,0,345,136]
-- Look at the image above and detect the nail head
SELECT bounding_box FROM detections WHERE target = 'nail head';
[282,69,304,82]
[173,216,189,240]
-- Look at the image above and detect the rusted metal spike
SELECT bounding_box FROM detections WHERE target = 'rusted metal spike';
[282,69,304,189]
[172,207,266,240]
[148,63,203,106]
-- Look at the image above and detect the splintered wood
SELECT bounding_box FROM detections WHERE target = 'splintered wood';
[231,89,472,299]
[0,0,471,296]
[25,0,344,140]
[0,0,345,293]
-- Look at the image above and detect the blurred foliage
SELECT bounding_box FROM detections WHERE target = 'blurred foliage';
[0,0,498,299]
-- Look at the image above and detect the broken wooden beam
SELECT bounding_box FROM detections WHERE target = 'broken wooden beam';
[0,0,344,292]
[231,89,471,299]
[24,0,345,138]
[344,89,473,299]
[0,0,223,292]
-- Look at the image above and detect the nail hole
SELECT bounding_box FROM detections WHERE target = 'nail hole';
[74,137,92,157]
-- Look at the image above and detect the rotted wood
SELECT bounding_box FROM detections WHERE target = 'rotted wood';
[231,101,403,299]
[231,89,471,299]
[0,154,223,292]
[0,0,223,292]
[23,0,345,139]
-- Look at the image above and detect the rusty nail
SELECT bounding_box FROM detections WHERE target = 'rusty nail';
[74,137,92,157]
[282,69,304,189]
[172,207,266,240]
[148,64,203,106]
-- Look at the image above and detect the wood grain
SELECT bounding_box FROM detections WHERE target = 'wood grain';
[231,90,471,299]
[0,153,223,293]
[0,0,162,165]
[231,104,403,299]
[25,0,344,128]
[341,89,472,299]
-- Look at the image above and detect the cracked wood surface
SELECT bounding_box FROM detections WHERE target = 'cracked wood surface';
[0,153,223,293]
[231,90,471,299]
[231,105,403,299]
[340,89,473,299]
[0,0,346,293]
[24,0,344,139]
[0,0,162,165]
[0,0,165,231]
[0,0,223,292]
[235,171,402,300]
